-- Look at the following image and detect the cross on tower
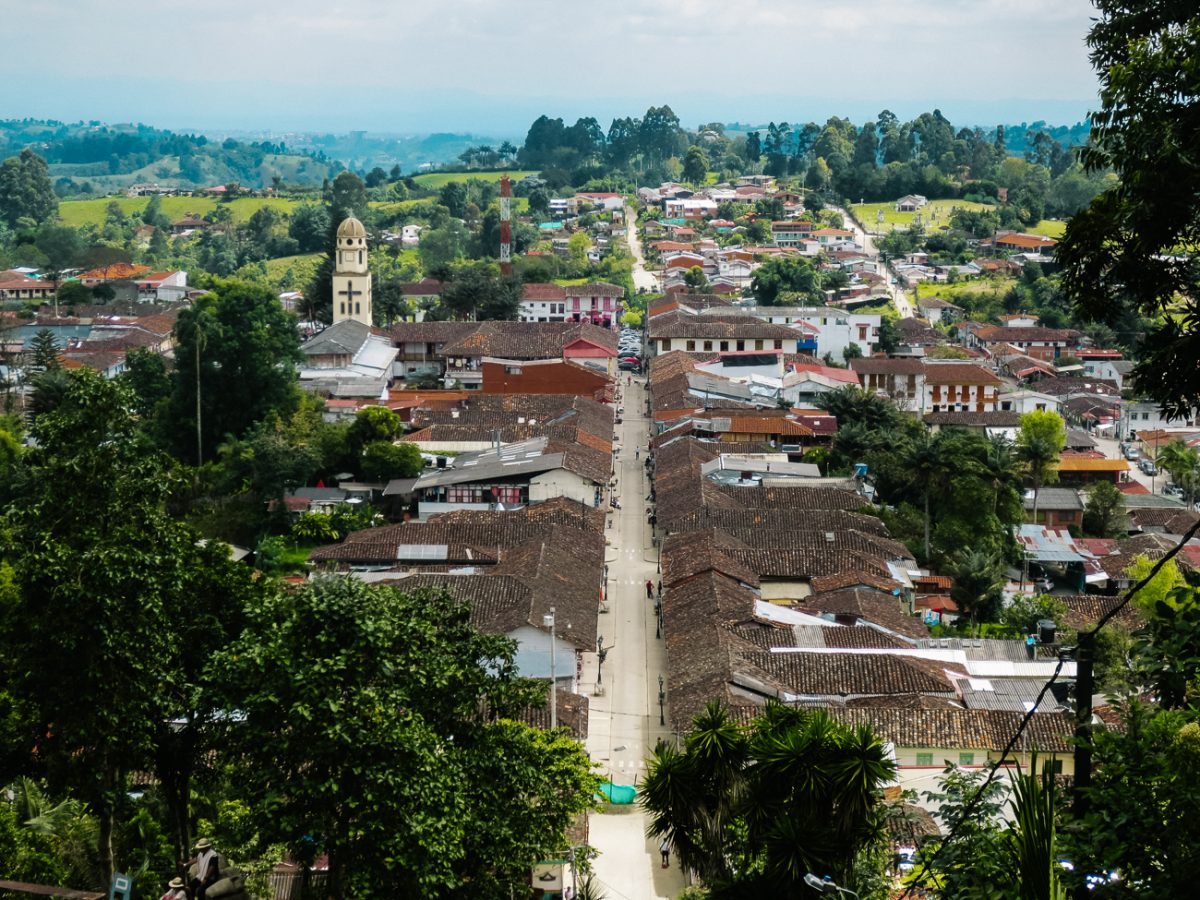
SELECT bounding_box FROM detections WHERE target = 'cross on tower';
[339,281,362,305]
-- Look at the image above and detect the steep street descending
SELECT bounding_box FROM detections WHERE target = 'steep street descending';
[583,374,684,899]
[835,204,915,318]
[626,204,660,293]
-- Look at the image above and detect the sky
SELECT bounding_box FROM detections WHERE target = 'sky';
[0,0,1102,137]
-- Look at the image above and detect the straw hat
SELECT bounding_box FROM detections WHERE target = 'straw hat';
[169,877,185,888]
[194,838,213,851]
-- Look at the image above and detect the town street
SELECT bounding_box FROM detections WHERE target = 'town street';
[583,374,685,899]
[626,204,660,293]
[835,204,915,318]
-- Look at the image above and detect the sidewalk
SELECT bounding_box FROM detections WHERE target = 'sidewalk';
[585,374,685,899]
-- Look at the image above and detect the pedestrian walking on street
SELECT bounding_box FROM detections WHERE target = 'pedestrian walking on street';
[646,579,654,600]
[635,448,640,460]
[660,838,671,868]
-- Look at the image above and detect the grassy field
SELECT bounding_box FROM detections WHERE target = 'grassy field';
[850,198,994,232]
[57,195,304,228]
[264,253,323,289]
[62,188,533,229]
[410,170,537,189]
[914,276,1019,302]
[1026,219,1067,239]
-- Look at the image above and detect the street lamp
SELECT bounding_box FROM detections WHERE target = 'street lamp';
[542,607,556,731]
[804,874,859,898]
[658,674,666,726]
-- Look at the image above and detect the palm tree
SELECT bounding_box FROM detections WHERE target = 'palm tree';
[1017,434,1060,526]
[640,701,748,884]
[907,431,955,561]
[950,548,1005,631]
[982,433,1021,520]
[643,702,894,892]
[1158,440,1200,508]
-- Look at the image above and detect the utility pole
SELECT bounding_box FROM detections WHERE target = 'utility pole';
[499,175,512,278]
[543,607,556,730]
[1071,631,1094,900]
[657,672,667,729]
[194,317,206,467]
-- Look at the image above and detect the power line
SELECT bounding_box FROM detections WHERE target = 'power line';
[898,657,1065,898]
[900,515,1200,898]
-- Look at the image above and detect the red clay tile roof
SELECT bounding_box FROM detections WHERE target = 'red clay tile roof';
[922,363,1002,385]
[521,283,566,301]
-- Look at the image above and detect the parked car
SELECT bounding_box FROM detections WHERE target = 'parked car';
[1140,458,1158,476]
[1164,483,1184,497]
[1124,446,1140,460]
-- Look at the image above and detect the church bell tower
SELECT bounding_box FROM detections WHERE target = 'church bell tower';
[332,216,372,326]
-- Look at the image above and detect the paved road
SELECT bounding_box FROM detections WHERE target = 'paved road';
[584,374,684,899]
[625,204,660,293]
[834,205,915,319]
[1092,434,1168,495]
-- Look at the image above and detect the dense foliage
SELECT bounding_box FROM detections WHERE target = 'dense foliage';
[641,701,894,897]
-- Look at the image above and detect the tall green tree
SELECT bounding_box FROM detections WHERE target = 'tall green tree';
[210,578,597,899]
[750,256,822,305]
[641,701,893,894]
[1057,1,1200,418]
[25,329,61,375]
[167,279,301,464]
[1157,440,1200,508]
[1016,411,1066,525]
[1066,700,1200,898]
[1082,479,1127,537]
[1,370,204,885]
[682,145,709,184]
[0,149,58,227]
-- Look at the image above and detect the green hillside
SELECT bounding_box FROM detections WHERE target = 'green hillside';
[57,196,304,228]
[411,170,537,189]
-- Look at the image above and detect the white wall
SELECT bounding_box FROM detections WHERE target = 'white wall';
[510,624,580,688]
[529,470,604,506]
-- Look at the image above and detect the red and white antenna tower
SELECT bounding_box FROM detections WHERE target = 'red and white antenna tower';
[499,175,512,277]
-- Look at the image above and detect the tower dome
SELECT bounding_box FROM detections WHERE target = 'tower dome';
[336,216,367,240]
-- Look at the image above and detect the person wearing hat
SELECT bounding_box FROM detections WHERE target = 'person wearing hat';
[191,838,220,900]
[160,876,187,900]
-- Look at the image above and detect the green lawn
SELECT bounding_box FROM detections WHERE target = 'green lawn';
[410,170,537,189]
[57,195,304,228]
[850,198,994,233]
[1026,219,1067,239]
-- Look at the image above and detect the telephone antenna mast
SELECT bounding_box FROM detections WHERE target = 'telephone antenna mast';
[499,175,513,277]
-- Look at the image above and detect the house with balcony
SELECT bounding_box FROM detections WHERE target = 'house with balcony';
[438,321,618,388]
[771,220,815,248]
[923,361,1002,413]
[850,357,926,411]
[386,321,480,380]
[562,282,625,330]
[402,436,610,517]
